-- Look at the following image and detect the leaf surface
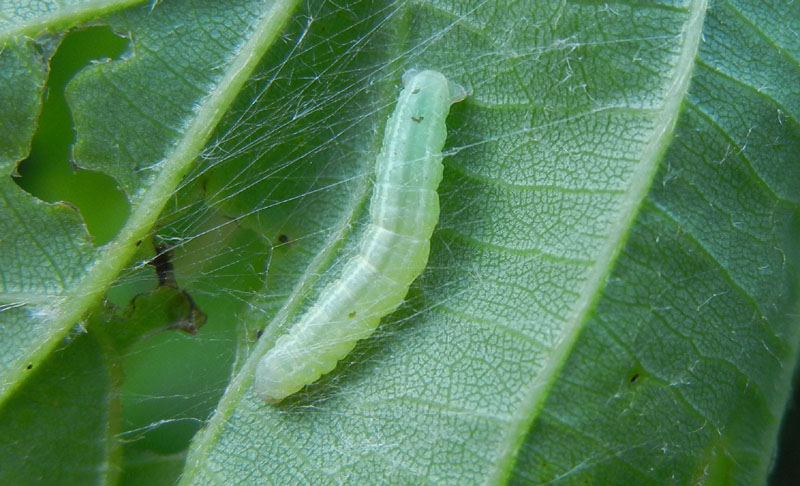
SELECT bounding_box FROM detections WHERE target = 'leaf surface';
[1,0,798,485]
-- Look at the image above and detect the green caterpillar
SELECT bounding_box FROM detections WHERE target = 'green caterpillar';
[255,70,466,403]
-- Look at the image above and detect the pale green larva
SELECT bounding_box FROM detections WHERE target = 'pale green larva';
[254,70,466,403]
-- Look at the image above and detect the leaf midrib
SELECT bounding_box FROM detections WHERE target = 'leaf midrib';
[490,0,710,483]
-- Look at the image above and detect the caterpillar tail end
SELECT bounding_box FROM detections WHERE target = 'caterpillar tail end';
[254,354,293,404]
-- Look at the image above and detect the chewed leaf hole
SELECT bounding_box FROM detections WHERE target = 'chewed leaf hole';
[13,25,131,246]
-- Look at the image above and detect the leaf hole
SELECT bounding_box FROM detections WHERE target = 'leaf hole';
[12,25,131,246]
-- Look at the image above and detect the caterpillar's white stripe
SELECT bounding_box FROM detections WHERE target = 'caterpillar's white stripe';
[255,70,465,403]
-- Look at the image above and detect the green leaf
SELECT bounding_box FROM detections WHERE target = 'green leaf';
[0,331,123,485]
[1,0,799,484]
